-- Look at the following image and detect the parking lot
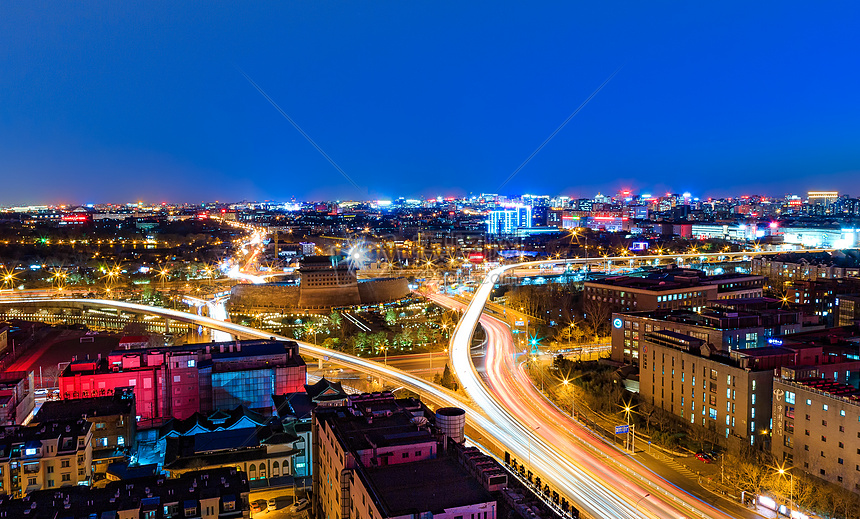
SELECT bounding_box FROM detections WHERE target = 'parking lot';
[249,489,310,519]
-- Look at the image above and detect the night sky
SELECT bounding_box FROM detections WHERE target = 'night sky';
[2,2,860,205]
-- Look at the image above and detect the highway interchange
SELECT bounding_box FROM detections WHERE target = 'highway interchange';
[1,249,835,518]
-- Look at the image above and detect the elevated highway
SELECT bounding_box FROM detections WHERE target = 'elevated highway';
[0,248,836,518]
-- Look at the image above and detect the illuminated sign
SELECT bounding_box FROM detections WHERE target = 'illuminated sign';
[468,253,484,264]
[61,214,89,223]
[767,338,783,346]
[612,318,623,329]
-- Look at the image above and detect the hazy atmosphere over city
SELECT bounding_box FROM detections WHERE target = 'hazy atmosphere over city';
[2,2,860,204]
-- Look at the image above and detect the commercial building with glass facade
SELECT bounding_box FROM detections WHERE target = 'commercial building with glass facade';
[59,340,306,428]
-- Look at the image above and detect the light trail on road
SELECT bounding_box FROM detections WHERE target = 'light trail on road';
[4,248,835,517]
[432,258,750,519]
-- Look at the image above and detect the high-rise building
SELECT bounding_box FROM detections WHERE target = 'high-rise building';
[807,191,839,206]
[486,204,531,235]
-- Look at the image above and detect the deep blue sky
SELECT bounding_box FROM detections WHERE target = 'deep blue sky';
[2,2,860,205]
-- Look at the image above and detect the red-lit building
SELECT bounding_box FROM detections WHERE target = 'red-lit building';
[58,340,306,428]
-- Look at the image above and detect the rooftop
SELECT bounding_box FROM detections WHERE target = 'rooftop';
[0,466,248,516]
[366,455,495,516]
[588,266,759,292]
[788,378,860,403]
[35,388,134,422]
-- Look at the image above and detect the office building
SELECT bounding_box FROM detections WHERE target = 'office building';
[58,339,306,427]
[610,303,802,363]
[807,191,839,206]
[642,324,860,450]
[836,294,860,326]
[487,205,532,235]
[584,267,764,315]
[771,377,860,492]
[639,331,777,448]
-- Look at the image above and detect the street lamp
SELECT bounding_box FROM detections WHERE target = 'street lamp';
[562,378,575,418]
[622,402,636,452]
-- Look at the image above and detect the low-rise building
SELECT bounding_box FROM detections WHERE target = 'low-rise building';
[0,466,249,518]
[0,371,35,425]
[58,339,306,427]
[0,418,93,497]
[33,388,136,483]
[313,392,499,519]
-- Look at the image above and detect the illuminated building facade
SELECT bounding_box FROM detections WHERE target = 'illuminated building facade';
[486,204,532,235]
[58,340,306,427]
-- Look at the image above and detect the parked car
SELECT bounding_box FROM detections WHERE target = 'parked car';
[695,451,712,463]
[288,498,309,513]
[267,498,279,511]
[251,499,267,513]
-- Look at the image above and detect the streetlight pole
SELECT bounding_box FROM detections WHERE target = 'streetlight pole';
[777,467,794,515]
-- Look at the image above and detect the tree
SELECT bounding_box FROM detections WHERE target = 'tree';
[329,311,343,339]
[370,332,389,354]
[440,363,455,390]
[583,298,613,339]
[384,310,397,327]
[353,332,369,355]
[41,365,61,389]
[395,328,414,350]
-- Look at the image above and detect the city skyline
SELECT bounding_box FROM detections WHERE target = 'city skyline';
[2,3,860,204]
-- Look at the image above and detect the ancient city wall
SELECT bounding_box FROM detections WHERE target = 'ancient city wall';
[228,277,410,313]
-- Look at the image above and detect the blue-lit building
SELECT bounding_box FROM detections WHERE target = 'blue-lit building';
[487,204,532,235]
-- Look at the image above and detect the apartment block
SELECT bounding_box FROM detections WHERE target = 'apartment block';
[0,418,93,497]
[0,466,249,518]
[313,392,499,519]
[58,339,306,427]
[752,251,860,281]
[34,388,136,483]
